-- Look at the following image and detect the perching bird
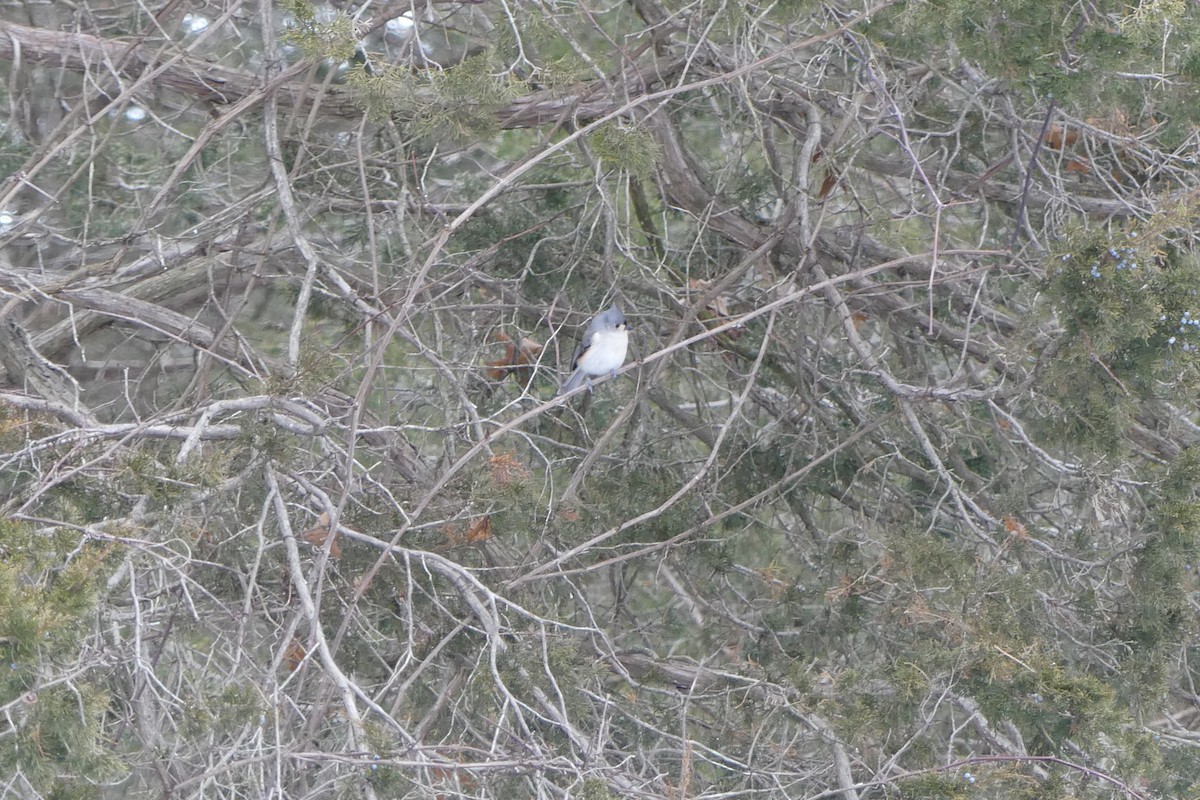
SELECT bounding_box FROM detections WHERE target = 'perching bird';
[557,305,629,395]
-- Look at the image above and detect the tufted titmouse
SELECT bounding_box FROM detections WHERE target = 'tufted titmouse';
[557,305,629,395]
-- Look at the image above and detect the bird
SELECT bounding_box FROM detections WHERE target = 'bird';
[557,305,629,395]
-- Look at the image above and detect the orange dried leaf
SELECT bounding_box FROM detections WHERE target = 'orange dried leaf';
[1041,123,1079,150]
[283,638,306,672]
[466,515,492,543]
[489,451,532,488]
[1064,157,1091,175]
[516,338,543,365]
[1002,514,1028,539]
[484,360,510,381]
[818,171,838,200]
[486,334,543,381]
[302,523,342,559]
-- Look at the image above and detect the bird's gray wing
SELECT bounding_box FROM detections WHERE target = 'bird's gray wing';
[569,323,600,369]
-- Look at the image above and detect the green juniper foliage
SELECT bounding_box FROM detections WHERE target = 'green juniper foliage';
[0,520,120,796]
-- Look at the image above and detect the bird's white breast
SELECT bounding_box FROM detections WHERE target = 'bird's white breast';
[581,328,628,375]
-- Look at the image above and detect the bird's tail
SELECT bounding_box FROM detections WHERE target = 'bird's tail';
[557,369,586,395]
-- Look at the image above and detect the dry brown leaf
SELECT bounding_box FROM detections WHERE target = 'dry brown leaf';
[301,511,341,559]
[283,637,306,672]
[1041,123,1079,150]
[486,332,544,381]
[818,170,838,200]
[1002,514,1028,539]
[689,278,732,317]
[466,515,492,544]
[688,279,741,337]
[1064,157,1091,175]
[489,451,531,488]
